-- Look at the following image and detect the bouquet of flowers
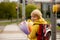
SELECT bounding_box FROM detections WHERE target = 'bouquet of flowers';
[19,21,30,35]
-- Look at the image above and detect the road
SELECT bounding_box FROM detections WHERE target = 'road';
[0,24,60,40]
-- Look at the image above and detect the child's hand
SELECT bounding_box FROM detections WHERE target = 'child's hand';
[27,22,33,32]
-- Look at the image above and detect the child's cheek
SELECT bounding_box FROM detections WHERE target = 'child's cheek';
[31,18,34,21]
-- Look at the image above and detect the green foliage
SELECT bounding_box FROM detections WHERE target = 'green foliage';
[56,26,60,30]
[19,4,22,18]
[26,4,37,18]
[0,2,17,19]
[0,2,39,19]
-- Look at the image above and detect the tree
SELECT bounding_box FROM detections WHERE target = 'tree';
[0,2,17,19]
[26,4,37,19]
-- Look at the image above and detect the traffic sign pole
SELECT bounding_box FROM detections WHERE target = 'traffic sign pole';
[17,0,20,22]
[22,0,25,21]
[50,0,57,40]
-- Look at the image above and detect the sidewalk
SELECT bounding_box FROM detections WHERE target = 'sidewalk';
[0,24,29,40]
[0,24,60,40]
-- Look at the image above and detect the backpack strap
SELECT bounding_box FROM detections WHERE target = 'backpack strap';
[36,24,44,40]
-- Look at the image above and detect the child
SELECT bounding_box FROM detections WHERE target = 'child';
[27,9,48,40]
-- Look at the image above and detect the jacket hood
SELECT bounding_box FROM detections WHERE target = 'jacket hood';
[33,18,47,25]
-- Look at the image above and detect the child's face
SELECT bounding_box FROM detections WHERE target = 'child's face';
[31,14,39,22]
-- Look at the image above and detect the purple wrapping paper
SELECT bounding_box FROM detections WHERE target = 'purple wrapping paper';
[19,21,30,35]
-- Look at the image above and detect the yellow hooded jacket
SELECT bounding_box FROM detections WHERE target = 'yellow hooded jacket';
[28,18,47,40]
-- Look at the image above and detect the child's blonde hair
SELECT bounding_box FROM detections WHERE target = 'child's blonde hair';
[31,9,42,19]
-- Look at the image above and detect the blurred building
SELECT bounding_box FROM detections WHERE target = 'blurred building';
[32,0,60,18]
[28,0,34,4]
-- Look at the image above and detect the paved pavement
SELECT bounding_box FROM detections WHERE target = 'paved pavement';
[0,33,28,40]
[56,32,60,40]
[0,24,60,40]
[0,24,29,40]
